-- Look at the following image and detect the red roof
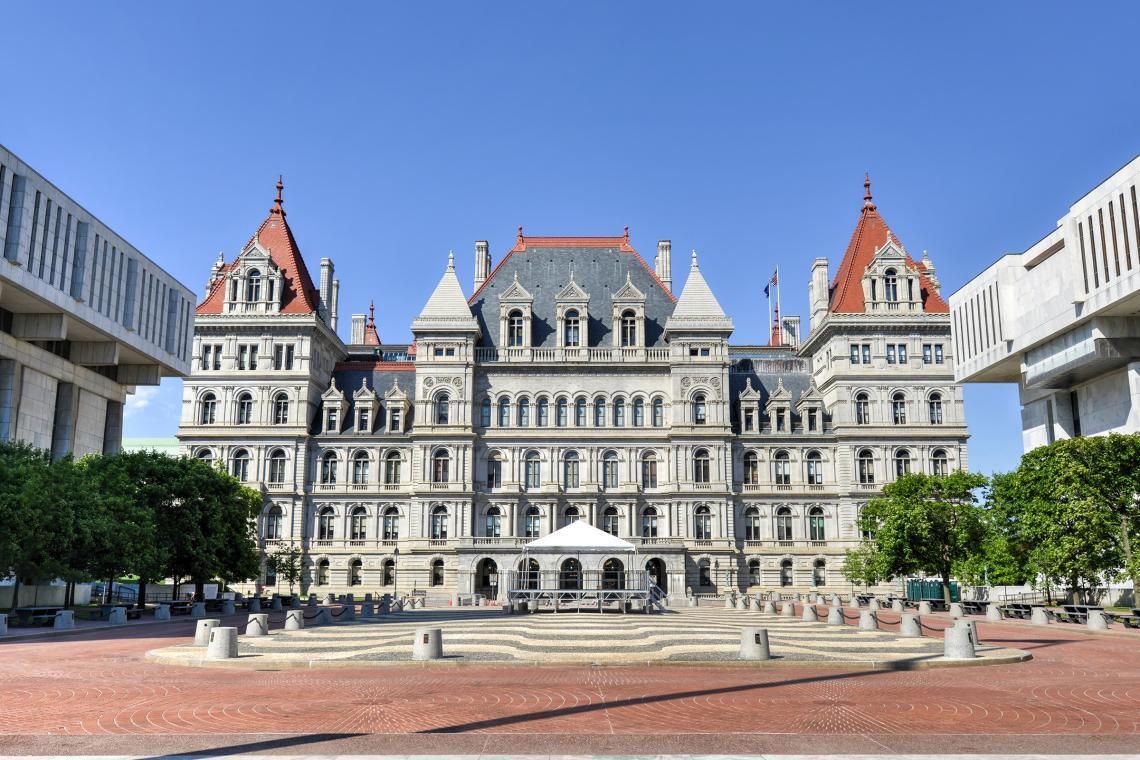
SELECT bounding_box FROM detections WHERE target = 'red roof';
[364,301,380,346]
[196,179,322,315]
[828,177,949,314]
[469,226,678,304]
[333,360,415,372]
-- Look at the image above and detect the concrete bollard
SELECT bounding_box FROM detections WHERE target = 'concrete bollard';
[739,626,771,660]
[245,613,269,636]
[290,596,301,609]
[735,595,747,610]
[781,601,796,617]
[307,595,318,607]
[364,593,373,602]
[748,596,760,611]
[285,609,304,631]
[986,605,1003,622]
[899,613,922,637]
[858,610,878,631]
[249,598,262,613]
[724,594,735,609]
[830,594,841,606]
[53,610,75,630]
[345,593,355,605]
[1031,607,1051,625]
[891,600,904,613]
[763,600,777,614]
[154,604,171,621]
[943,624,976,659]
[918,601,932,615]
[222,600,236,616]
[794,592,803,601]
[848,596,860,610]
[193,618,220,646]
[687,596,697,607]
[206,626,239,660]
[826,606,844,626]
[313,609,332,626]
[341,603,356,621]
[380,597,391,614]
[801,605,818,623]
[867,597,880,611]
[324,593,336,605]
[412,627,443,660]
[0,613,7,635]
[957,619,980,647]
[949,602,964,618]
[270,596,283,611]
[190,602,206,618]
[108,607,127,626]
[1086,610,1109,631]
[361,601,375,618]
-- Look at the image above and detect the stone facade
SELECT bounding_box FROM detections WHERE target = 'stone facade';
[0,144,193,457]
[951,155,1140,450]
[179,178,967,601]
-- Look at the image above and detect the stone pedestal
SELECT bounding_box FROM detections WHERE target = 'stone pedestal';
[958,619,980,646]
[724,595,735,609]
[858,610,878,631]
[801,605,818,623]
[781,601,796,617]
[891,600,904,613]
[0,613,7,635]
[193,619,220,646]
[249,598,262,613]
[949,602,963,618]
[1031,607,1050,625]
[154,604,171,621]
[687,596,697,607]
[748,596,760,611]
[222,600,236,616]
[190,602,206,618]
[735,595,746,610]
[763,600,777,614]
[361,601,375,618]
[739,627,770,660]
[943,625,975,659]
[899,613,922,637]
[246,613,269,636]
[53,611,75,630]
[1087,610,1108,631]
[285,610,304,631]
[307,596,318,608]
[847,597,860,610]
[867,598,880,611]
[918,601,932,615]
[290,596,301,609]
[826,606,843,626]
[412,627,443,660]
[270,596,283,611]
[108,607,127,626]
[986,605,1003,622]
[324,593,336,605]
[206,627,239,660]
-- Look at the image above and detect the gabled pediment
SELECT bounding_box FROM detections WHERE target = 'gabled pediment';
[764,378,792,409]
[611,271,646,303]
[796,379,823,409]
[737,377,762,401]
[352,377,378,402]
[383,376,409,402]
[872,238,909,266]
[556,276,590,303]
[321,378,346,402]
[498,272,534,303]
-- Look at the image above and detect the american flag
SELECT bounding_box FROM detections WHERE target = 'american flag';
[763,270,778,298]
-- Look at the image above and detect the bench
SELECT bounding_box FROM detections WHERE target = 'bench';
[1053,604,1102,624]
[1000,603,1035,619]
[12,607,63,626]
[168,601,193,615]
[962,600,989,616]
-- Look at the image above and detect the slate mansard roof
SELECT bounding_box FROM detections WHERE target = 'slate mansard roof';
[467,231,678,348]
[312,362,416,435]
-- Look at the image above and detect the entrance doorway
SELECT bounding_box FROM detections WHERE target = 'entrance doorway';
[560,558,581,589]
[646,558,667,594]
[602,558,625,590]
[518,558,539,589]
[476,558,498,599]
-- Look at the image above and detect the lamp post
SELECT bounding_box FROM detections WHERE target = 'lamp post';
[393,547,400,604]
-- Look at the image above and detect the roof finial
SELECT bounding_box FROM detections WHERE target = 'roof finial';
[368,299,375,324]
[517,225,524,244]
[623,225,629,241]
[863,172,875,210]
[447,250,455,270]
[272,175,285,215]
[691,249,699,267]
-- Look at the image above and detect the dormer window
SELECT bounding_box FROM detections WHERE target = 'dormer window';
[508,310,525,347]
[883,268,898,302]
[325,407,339,433]
[743,407,755,432]
[389,407,402,432]
[357,407,370,432]
[245,269,262,301]
[775,409,786,432]
[620,310,637,347]
[564,310,580,347]
[806,408,818,432]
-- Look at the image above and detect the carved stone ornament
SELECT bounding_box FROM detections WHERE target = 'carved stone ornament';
[424,377,434,388]
[681,377,691,389]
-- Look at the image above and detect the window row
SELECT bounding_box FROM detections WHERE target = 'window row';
[853,391,946,425]
[478,395,666,429]
[309,557,444,587]
[742,450,824,485]
[856,448,953,483]
[850,341,945,365]
[198,391,292,425]
[198,341,297,371]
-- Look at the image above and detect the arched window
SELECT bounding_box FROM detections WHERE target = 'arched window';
[808,506,826,541]
[382,558,395,585]
[555,397,568,427]
[883,268,898,302]
[641,506,658,538]
[431,558,445,586]
[485,506,501,538]
[267,449,287,484]
[230,449,250,481]
[200,392,217,425]
[693,448,710,483]
[620,309,637,347]
[317,558,330,585]
[486,452,502,488]
[773,450,791,485]
[524,451,541,489]
[744,506,761,540]
[602,450,618,489]
[507,309,525,347]
[932,448,949,477]
[855,392,871,425]
[434,393,450,425]
[633,398,645,427]
[431,449,450,483]
[694,505,712,540]
[780,559,793,587]
[384,451,402,484]
[602,558,625,590]
[350,506,368,541]
[560,558,581,589]
[236,392,254,425]
[525,506,541,538]
[929,392,944,425]
[564,309,580,347]
[562,451,580,489]
[382,506,399,540]
[518,558,540,590]
[497,397,510,427]
[575,397,587,427]
[265,563,277,587]
[245,268,262,301]
[613,397,625,427]
[698,558,712,587]
[748,559,761,587]
[317,507,335,541]
[776,506,793,541]
[894,448,911,478]
[320,451,338,484]
[693,394,707,425]
[537,397,549,427]
[430,505,448,540]
[479,398,491,427]
[858,449,875,484]
[892,392,907,425]
[517,396,530,427]
[563,505,580,528]
[743,451,759,485]
[813,558,826,587]
[196,448,214,465]
[265,505,283,540]
[652,398,665,427]
[806,451,823,485]
[640,452,657,489]
[352,451,370,484]
[594,397,606,427]
[272,392,289,425]
[603,506,620,536]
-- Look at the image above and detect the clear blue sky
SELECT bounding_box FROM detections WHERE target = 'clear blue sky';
[5,2,1139,475]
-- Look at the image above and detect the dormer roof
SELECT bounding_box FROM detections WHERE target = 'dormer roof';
[665,250,734,334]
[412,252,480,332]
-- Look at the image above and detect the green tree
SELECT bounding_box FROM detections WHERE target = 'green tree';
[266,545,303,594]
[859,471,990,605]
[842,541,885,588]
[0,442,52,609]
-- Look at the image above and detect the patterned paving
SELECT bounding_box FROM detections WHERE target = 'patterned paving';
[145,605,1025,667]
[0,609,1137,755]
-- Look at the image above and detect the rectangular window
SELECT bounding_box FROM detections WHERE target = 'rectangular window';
[934,344,944,364]
[849,344,859,365]
[248,345,258,370]
[861,344,871,364]
[923,344,932,364]
[285,345,295,370]
[743,408,754,432]
[3,175,27,264]
[776,409,786,432]
[200,344,213,371]
[70,222,89,299]
[27,190,40,273]
[358,408,370,432]
[897,344,907,363]
[326,408,339,433]
[212,344,222,370]
[389,408,401,432]
[238,345,248,370]
[273,345,283,370]
[807,408,817,431]
[886,344,896,364]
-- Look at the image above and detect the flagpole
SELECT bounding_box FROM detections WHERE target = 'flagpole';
[766,278,772,345]
[775,265,782,345]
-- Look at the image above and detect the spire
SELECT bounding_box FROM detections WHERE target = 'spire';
[412,251,480,331]
[271,175,286,216]
[623,225,630,243]
[364,299,380,346]
[666,247,733,333]
[368,299,376,325]
[447,250,455,271]
[517,225,524,245]
[691,249,699,268]
[863,172,875,211]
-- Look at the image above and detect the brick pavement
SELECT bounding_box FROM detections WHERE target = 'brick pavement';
[0,611,1137,755]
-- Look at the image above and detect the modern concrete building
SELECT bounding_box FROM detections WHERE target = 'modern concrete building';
[0,144,193,457]
[951,155,1140,450]
[179,177,967,601]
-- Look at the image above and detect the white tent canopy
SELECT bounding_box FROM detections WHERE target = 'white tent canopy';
[524,519,636,553]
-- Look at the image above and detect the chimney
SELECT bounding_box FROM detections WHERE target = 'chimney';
[319,258,334,322]
[473,240,491,291]
[330,279,340,332]
[206,252,225,299]
[656,240,672,292]
[921,250,941,295]
[350,314,366,344]
[809,257,830,332]
[781,315,801,347]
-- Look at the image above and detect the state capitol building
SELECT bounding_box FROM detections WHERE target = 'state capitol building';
[177,177,968,602]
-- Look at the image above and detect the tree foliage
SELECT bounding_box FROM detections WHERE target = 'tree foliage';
[266,545,303,594]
